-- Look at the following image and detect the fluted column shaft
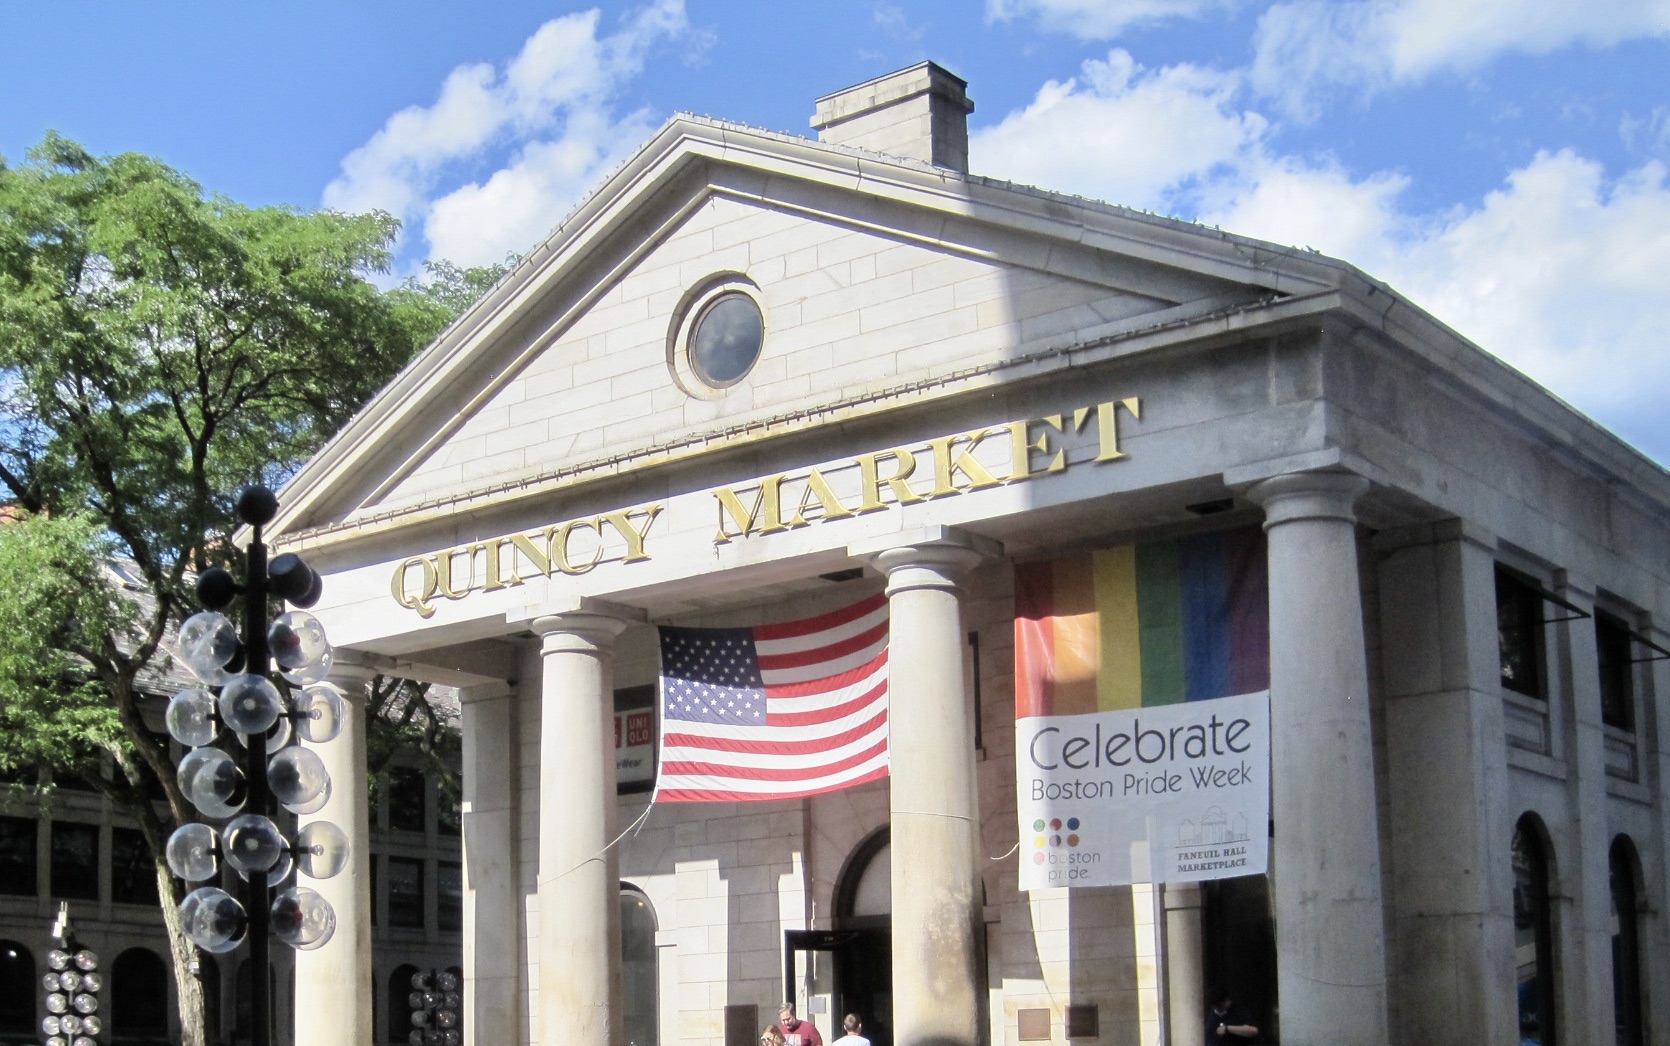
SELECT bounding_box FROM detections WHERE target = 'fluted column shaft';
[1246,470,1389,1046]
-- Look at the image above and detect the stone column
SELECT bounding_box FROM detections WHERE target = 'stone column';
[460,680,519,1046]
[293,657,376,1046]
[1244,470,1389,1046]
[526,602,640,1046]
[1375,522,1517,1046]
[1164,883,1205,1046]
[858,527,995,1046]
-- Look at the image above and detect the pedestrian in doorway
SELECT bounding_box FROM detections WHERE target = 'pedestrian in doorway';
[1206,988,1259,1043]
[777,1002,825,1046]
[833,1013,870,1046]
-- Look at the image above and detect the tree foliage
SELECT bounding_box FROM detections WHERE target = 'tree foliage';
[0,133,504,1046]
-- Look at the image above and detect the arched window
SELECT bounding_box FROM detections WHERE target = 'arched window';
[0,940,34,1036]
[1513,814,1557,1046]
[621,885,659,1046]
[388,964,420,1044]
[112,947,169,1040]
[1610,836,1645,1046]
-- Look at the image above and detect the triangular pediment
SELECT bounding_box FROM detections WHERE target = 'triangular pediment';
[272,116,1348,543]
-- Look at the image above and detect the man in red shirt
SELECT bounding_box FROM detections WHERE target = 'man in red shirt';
[777,1003,825,1046]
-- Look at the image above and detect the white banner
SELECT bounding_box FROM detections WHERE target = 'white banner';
[1015,691,1269,890]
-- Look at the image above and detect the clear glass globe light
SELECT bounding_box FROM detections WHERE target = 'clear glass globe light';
[282,774,331,816]
[442,1031,460,1046]
[222,814,285,876]
[294,684,344,743]
[296,820,349,879]
[436,971,459,992]
[180,886,246,954]
[166,823,219,882]
[238,709,290,751]
[281,647,334,687]
[59,1015,81,1034]
[271,887,336,950]
[270,611,331,673]
[47,949,70,971]
[45,1036,67,1046]
[80,1015,102,1036]
[407,1032,424,1046]
[179,747,245,819]
[45,993,67,1014]
[436,1009,458,1030]
[267,851,295,888]
[80,973,101,992]
[166,687,218,746]
[74,1037,97,1046]
[71,949,97,972]
[71,993,97,1014]
[179,611,238,684]
[58,970,81,991]
[411,971,431,990]
[43,972,61,991]
[268,746,328,808]
[41,1015,61,1036]
[219,674,282,736]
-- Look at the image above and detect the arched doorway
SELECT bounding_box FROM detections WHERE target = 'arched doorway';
[824,828,892,1046]
[1609,836,1645,1046]
[111,947,170,1043]
[1513,813,1557,1046]
[0,940,34,1039]
[621,885,660,1046]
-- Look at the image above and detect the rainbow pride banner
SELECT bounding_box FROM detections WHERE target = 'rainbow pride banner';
[1014,527,1268,716]
[1013,528,1270,889]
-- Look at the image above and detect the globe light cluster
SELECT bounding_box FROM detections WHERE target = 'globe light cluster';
[408,969,463,1046]
[164,487,349,977]
[41,947,102,1046]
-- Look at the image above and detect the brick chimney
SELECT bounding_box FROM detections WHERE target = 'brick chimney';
[810,62,974,173]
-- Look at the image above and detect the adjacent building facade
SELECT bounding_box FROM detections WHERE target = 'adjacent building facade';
[259,63,1670,1046]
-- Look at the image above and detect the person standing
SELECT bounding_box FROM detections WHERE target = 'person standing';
[1206,989,1259,1043]
[832,1013,870,1046]
[777,1003,825,1046]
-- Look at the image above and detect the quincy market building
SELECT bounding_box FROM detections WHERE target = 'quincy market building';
[273,65,1670,1046]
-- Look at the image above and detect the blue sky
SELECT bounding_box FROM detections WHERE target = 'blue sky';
[4,1,1668,464]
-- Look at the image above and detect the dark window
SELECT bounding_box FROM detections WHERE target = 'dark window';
[437,787,462,836]
[690,292,764,387]
[1513,815,1556,1045]
[622,887,659,1046]
[51,822,100,900]
[1596,612,1634,732]
[388,964,419,1043]
[1498,568,1547,699]
[438,862,463,933]
[111,948,169,1036]
[0,816,37,896]
[387,767,426,833]
[388,857,425,929]
[1610,837,1644,1046]
[0,940,33,1034]
[112,827,159,905]
[616,684,657,795]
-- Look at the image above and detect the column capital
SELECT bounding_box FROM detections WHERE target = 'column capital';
[515,597,643,656]
[458,679,515,705]
[851,526,1001,597]
[1243,469,1370,529]
[325,650,381,704]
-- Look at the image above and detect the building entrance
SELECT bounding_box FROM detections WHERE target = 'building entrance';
[785,929,892,1046]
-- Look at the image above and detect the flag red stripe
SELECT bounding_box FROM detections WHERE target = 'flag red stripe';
[766,653,887,699]
[663,708,886,756]
[767,680,886,728]
[661,739,888,783]
[756,620,887,671]
[654,764,890,803]
[753,593,887,641]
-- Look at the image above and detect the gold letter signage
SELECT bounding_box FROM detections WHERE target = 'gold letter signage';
[389,397,1139,614]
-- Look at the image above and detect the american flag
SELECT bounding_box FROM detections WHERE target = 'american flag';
[653,593,889,802]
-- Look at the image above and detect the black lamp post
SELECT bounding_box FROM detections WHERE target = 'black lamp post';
[41,903,101,1046]
[165,487,349,1046]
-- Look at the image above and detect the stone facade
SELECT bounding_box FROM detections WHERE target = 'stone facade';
[266,63,1670,1046]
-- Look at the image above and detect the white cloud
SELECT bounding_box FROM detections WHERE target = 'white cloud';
[973,53,1670,461]
[323,0,687,267]
[971,51,1267,210]
[986,0,1234,38]
[1252,0,1670,116]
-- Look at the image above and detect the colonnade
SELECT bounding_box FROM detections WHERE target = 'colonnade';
[294,468,1394,1046]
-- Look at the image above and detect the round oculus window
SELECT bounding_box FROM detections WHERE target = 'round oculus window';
[689,292,764,388]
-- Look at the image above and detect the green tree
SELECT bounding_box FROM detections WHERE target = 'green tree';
[0,133,503,1046]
